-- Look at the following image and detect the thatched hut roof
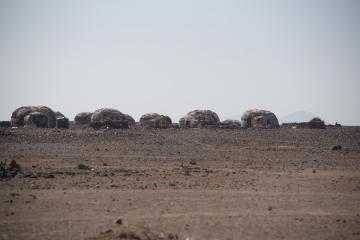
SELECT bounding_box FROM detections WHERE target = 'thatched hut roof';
[11,106,56,128]
[308,117,326,129]
[90,108,129,129]
[140,113,172,128]
[74,112,92,125]
[241,109,279,128]
[179,110,220,128]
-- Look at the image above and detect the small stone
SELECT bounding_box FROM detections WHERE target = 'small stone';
[332,145,342,151]
[268,206,273,211]
[115,218,123,225]
[78,163,90,170]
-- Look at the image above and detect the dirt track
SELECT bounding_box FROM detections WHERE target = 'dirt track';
[0,127,360,239]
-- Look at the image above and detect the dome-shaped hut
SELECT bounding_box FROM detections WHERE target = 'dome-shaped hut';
[308,117,326,129]
[124,114,136,127]
[140,113,172,128]
[90,108,129,129]
[23,112,49,128]
[11,106,56,128]
[241,109,279,128]
[74,112,92,125]
[179,110,220,128]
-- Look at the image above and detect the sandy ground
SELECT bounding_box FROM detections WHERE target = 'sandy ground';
[0,127,360,240]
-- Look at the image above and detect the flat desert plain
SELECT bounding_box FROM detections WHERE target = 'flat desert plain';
[0,127,360,240]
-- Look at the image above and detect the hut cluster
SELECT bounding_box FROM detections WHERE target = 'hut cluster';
[7,106,326,130]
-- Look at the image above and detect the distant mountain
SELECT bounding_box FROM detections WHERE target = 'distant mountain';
[279,111,319,123]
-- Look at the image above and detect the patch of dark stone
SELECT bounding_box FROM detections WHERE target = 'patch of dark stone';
[78,163,91,170]
[90,228,179,240]
[0,121,11,127]
[0,160,21,179]
[0,128,14,136]
[16,168,146,179]
[332,145,342,151]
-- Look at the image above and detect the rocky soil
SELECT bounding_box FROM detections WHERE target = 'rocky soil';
[0,127,360,240]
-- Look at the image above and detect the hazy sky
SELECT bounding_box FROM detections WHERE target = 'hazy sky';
[1,0,359,125]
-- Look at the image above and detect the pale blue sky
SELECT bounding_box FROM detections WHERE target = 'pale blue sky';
[0,0,359,125]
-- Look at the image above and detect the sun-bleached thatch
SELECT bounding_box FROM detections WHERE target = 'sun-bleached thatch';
[241,109,279,128]
[140,113,172,128]
[90,108,129,129]
[11,106,56,128]
[179,110,220,128]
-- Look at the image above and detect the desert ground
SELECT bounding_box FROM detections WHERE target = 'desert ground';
[0,127,359,240]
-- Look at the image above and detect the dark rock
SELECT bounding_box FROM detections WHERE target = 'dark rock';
[0,160,21,178]
[9,160,20,170]
[0,121,11,127]
[332,145,342,151]
[189,160,196,165]
[78,163,90,170]
[115,218,123,225]
[0,128,13,136]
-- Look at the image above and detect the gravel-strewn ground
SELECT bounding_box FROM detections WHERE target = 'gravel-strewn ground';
[0,127,359,240]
